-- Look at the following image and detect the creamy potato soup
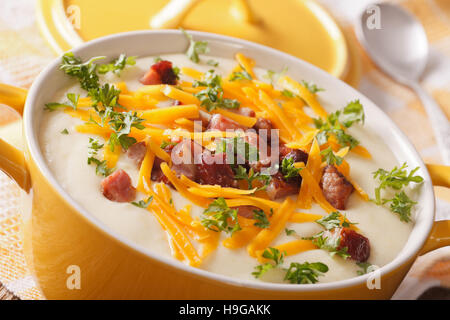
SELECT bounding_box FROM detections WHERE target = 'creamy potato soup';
[39,33,423,284]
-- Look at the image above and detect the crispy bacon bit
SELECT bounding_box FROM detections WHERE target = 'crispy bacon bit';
[127,141,147,167]
[101,169,136,202]
[174,100,183,106]
[337,228,371,262]
[151,157,170,184]
[234,206,259,219]
[170,139,199,181]
[320,165,354,210]
[266,172,299,200]
[197,152,238,188]
[140,60,177,85]
[236,107,256,118]
[207,114,246,131]
[253,118,273,139]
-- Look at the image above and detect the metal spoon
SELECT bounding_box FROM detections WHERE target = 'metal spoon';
[356,2,450,165]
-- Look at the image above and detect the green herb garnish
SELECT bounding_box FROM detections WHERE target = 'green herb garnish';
[356,262,373,276]
[285,228,297,236]
[305,231,350,259]
[229,64,252,81]
[97,54,136,75]
[301,80,324,94]
[284,262,328,284]
[206,59,219,67]
[320,147,343,166]
[263,67,288,85]
[60,52,104,90]
[61,128,69,135]
[45,93,80,111]
[193,70,240,111]
[180,28,209,63]
[233,165,271,191]
[281,157,302,179]
[314,100,365,149]
[315,211,355,230]
[372,163,423,205]
[131,196,153,209]
[201,198,241,234]
[252,247,285,278]
[253,209,270,229]
[160,140,178,149]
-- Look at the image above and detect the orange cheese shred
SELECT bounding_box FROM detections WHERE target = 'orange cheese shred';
[247,198,296,257]
[255,240,316,263]
[160,163,211,208]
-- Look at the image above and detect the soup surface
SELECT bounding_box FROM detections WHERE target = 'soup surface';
[39,48,420,284]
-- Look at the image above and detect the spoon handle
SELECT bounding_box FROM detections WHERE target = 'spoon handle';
[411,83,450,165]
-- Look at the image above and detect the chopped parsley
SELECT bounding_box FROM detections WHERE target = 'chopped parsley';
[263,67,288,85]
[60,128,69,135]
[252,247,285,278]
[233,165,271,191]
[356,262,373,275]
[281,157,302,179]
[229,65,253,81]
[304,231,350,259]
[45,93,80,111]
[384,191,417,222]
[206,59,219,67]
[131,196,153,209]
[320,147,343,166]
[253,209,270,229]
[201,198,241,234]
[372,163,423,223]
[88,83,121,109]
[301,80,324,94]
[252,248,329,284]
[314,100,365,149]
[87,138,113,177]
[315,211,355,230]
[160,140,178,149]
[284,262,328,284]
[285,228,297,236]
[59,52,105,90]
[372,163,423,205]
[97,54,136,75]
[281,89,295,98]
[180,28,209,63]
[193,70,240,111]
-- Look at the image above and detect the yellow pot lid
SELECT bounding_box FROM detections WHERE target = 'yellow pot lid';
[36,0,361,86]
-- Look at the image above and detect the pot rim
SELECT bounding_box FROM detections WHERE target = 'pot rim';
[23,29,435,293]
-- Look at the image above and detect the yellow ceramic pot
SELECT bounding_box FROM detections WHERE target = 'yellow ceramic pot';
[0,31,449,299]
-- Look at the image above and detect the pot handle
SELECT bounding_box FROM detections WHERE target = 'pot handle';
[419,220,450,255]
[0,83,30,191]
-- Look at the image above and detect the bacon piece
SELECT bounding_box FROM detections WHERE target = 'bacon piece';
[171,139,200,181]
[151,157,170,184]
[253,117,273,140]
[320,165,354,210]
[140,60,177,85]
[266,172,299,200]
[235,107,256,118]
[233,206,260,219]
[127,141,147,167]
[279,144,308,163]
[337,228,371,262]
[207,114,246,131]
[197,152,238,188]
[101,169,136,202]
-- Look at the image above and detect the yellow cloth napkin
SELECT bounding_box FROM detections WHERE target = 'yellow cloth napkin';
[0,0,449,299]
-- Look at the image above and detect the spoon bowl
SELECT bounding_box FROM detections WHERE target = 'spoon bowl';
[358,3,429,82]
[357,2,450,164]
